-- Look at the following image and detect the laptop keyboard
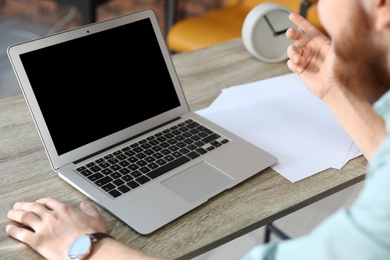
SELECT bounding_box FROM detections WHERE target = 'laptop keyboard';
[75,119,229,198]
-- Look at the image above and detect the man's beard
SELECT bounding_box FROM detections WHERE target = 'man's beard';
[333,4,390,103]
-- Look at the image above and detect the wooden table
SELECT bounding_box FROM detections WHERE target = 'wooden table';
[0,38,367,259]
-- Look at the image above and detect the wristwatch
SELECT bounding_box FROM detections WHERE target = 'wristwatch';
[68,232,113,260]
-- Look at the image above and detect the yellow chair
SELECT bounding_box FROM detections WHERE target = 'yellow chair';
[167,0,322,53]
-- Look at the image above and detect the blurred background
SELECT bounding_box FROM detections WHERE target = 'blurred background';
[0,0,224,99]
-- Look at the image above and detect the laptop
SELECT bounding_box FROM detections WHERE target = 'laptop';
[7,9,277,235]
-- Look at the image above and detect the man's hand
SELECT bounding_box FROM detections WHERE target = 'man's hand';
[286,13,337,100]
[6,197,106,260]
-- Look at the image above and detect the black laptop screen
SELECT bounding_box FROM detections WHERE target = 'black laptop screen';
[20,18,181,156]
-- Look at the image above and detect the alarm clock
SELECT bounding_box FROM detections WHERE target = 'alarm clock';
[242,3,298,63]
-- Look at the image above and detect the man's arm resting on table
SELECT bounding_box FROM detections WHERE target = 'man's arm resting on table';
[90,237,161,260]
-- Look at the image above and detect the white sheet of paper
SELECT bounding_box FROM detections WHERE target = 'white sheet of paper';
[196,73,361,182]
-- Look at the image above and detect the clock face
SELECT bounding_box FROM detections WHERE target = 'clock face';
[253,9,293,61]
[242,3,297,63]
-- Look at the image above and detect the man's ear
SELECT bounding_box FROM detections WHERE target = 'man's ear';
[374,0,390,31]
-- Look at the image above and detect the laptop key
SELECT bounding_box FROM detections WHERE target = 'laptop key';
[201,133,220,143]
[148,162,159,169]
[113,150,122,156]
[102,183,115,192]
[119,160,130,167]
[164,155,175,161]
[127,180,140,189]
[152,152,163,159]
[176,142,185,148]
[197,125,213,134]
[139,167,150,174]
[89,172,103,181]
[113,179,125,186]
[89,165,102,173]
[129,164,139,171]
[101,168,113,175]
[156,159,167,166]
[76,166,87,172]
[108,189,121,198]
[146,156,190,179]
[110,172,122,179]
[80,169,93,177]
[187,151,200,159]
[118,185,131,194]
[98,161,110,168]
[212,141,222,147]
[116,154,127,160]
[119,168,130,174]
[187,144,197,150]
[172,151,182,158]
[122,174,134,182]
[186,121,199,128]
[127,156,138,163]
[196,147,208,154]
[86,162,96,168]
[131,170,142,178]
[221,139,229,144]
[136,175,150,184]
[95,176,113,186]
[107,158,119,164]
[124,150,135,157]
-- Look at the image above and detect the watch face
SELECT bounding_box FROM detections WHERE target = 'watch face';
[68,235,92,260]
[242,3,298,63]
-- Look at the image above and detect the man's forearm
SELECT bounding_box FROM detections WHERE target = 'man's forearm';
[323,86,386,160]
[90,238,162,260]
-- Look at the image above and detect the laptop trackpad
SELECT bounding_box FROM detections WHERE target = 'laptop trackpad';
[162,161,234,203]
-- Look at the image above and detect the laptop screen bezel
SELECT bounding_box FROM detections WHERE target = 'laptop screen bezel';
[7,9,190,170]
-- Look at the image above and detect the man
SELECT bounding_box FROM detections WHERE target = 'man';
[6,0,390,259]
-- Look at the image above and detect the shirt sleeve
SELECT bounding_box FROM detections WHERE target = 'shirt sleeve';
[242,137,390,260]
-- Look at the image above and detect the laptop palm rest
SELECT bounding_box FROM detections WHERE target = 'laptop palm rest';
[162,161,234,203]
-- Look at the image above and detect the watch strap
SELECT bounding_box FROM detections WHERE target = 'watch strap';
[88,232,113,243]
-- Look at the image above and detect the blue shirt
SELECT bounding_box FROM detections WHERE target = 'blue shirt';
[242,90,390,260]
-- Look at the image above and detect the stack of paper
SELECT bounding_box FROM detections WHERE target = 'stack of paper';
[196,73,361,182]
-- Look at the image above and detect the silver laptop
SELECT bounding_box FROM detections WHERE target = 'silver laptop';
[7,9,277,234]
